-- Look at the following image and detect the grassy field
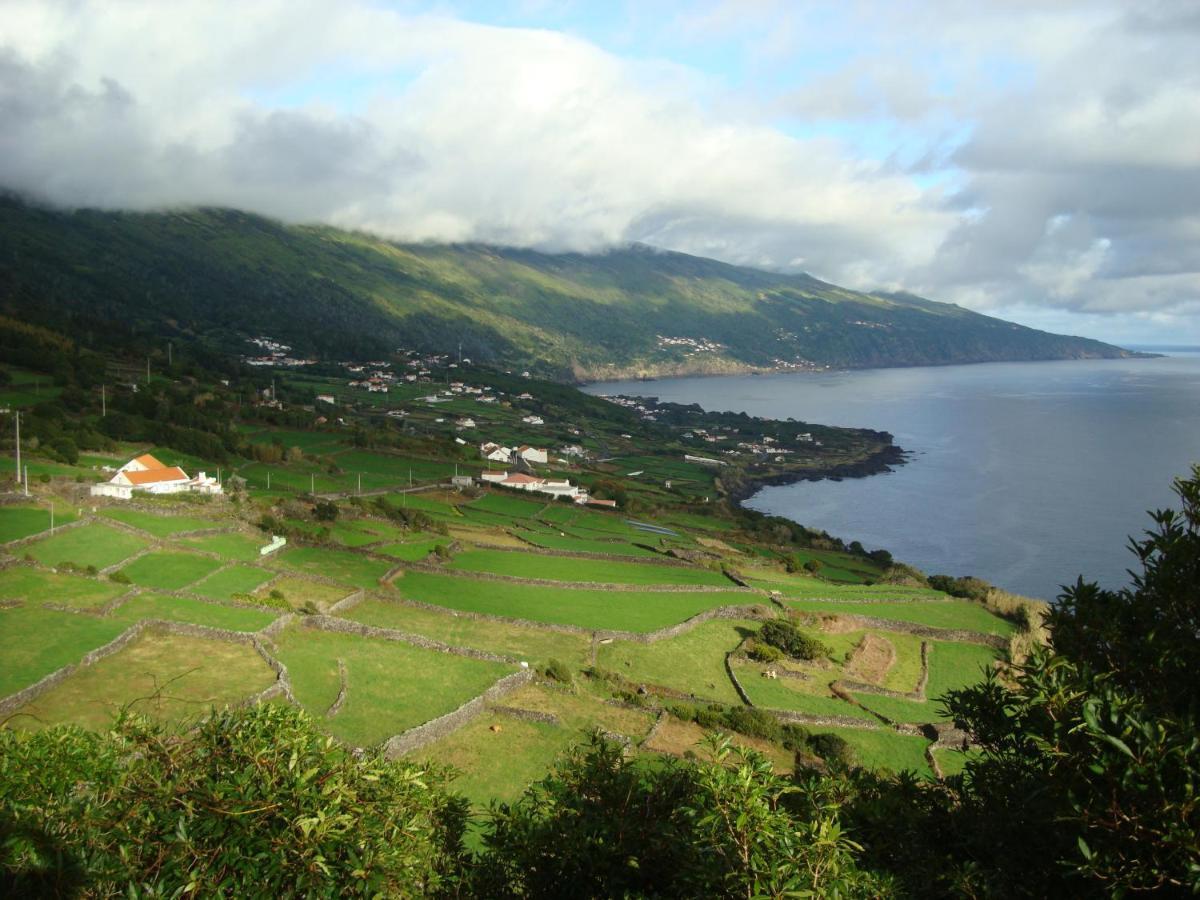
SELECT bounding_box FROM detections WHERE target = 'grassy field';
[596,620,760,705]
[446,549,731,587]
[274,547,394,590]
[517,532,660,557]
[786,598,1015,637]
[467,493,546,519]
[108,594,279,632]
[0,505,80,543]
[415,712,578,807]
[0,567,127,609]
[12,630,276,731]
[732,666,877,721]
[374,540,445,562]
[101,508,220,537]
[396,570,757,633]
[854,640,999,724]
[192,565,275,600]
[816,726,933,777]
[272,625,516,747]
[346,599,592,666]
[182,532,269,562]
[256,577,352,610]
[118,551,224,591]
[24,523,148,570]
[0,605,128,697]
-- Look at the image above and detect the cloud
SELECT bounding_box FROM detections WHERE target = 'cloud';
[0,0,1196,339]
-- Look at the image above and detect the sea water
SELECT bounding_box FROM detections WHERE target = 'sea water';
[587,352,1200,600]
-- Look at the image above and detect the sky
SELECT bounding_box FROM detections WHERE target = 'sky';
[1,1,1197,345]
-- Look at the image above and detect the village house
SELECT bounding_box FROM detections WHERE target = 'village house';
[515,446,548,465]
[479,442,512,462]
[521,415,544,426]
[90,453,223,500]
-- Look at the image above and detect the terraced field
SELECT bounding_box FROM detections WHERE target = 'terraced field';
[1,478,1031,817]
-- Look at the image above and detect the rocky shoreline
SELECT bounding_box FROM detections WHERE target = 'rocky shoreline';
[720,442,909,509]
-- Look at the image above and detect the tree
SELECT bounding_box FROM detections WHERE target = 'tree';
[932,465,1200,895]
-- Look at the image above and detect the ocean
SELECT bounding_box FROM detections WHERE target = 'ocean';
[586,352,1200,600]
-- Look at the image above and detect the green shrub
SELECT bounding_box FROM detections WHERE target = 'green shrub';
[0,705,467,896]
[807,732,856,771]
[107,570,130,584]
[758,620,830,661]
[747,641,783,663]
[544,658,573,684]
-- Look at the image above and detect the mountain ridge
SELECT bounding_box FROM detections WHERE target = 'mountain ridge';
[0,195,1137,380]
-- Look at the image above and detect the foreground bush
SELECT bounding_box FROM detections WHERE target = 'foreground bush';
[0,704,467,897]
[474,733,890,897]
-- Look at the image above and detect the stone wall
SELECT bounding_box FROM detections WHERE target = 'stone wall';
[491,705,560,726]
[724,652,755,706]
[834,614,1009,649]
[382,669,535,757]
[479,541,699,568]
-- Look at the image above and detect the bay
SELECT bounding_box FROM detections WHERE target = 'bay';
[586,354,1200,600]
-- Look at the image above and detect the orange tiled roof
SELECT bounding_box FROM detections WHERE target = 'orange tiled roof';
[131,453,168,470]
[124,466,189,485]
[503,473,544,485]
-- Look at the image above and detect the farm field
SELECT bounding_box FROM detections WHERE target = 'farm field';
[515,532,660,557]
[14,630,276,731]
[183,531,269,561]
[108,594,279,632]
[118,551,224,591]
[785,597,1015,636]
[445,549,732,587]
[0,505,79,542]
[256,577,353,610]
[24,523,148,570]
[271,625,516,747]
[0,567,128,609]
[819,726,934,778]
[0,605,130,697]
[394,570,758,633]
[731,666,877,721]
[595,619,760,705]
[346,599,592,666]
[192,565,275,600]
[273,546,394,590]
[101,508,221,537]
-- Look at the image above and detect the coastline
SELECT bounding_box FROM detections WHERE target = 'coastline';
[720,442,909,509]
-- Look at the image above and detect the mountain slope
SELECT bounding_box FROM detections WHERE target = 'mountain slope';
[0,196,1134,379]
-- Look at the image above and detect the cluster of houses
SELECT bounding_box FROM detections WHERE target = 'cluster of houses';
[655,334,725,355]
[480,443,548,465]
[242,337,316,368]
[90,454,223,500]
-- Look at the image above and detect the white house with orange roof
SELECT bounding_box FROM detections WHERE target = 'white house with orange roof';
[91,453,222,499]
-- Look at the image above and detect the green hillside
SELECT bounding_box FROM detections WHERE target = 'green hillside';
[0,196,1132,379]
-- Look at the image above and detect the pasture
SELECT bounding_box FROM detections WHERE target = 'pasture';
[192,565,275,600]
[0,505,79,543]
[271,625,516,748]
[0,567,127,609]
[13,630,276,731]
[0,605,129,697]
[446,549,731,587]
[346,599,591,666]
[595,619,760,705]
[118,551,224,591]
[395,570,758,633]
[786,597,1016,637]
[274,546,394,591]
[24,523,148,570]
[101,508,220,537]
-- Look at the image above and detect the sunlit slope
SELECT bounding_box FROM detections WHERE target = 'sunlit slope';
[0,196,1131,377]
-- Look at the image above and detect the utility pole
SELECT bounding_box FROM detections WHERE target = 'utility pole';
[24,465,29,497]
[357,472,361,495]
[310,472,315,495]
[267,471,271,490]
[14,410,19,483]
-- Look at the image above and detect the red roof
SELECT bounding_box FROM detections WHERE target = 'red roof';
[124,466,189,485]
[503,474,544,485]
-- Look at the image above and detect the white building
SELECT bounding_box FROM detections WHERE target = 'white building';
[515,445,548,465]
[479,442,512,462]
[521,415,544,426]
[91,453,223,498]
